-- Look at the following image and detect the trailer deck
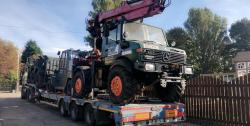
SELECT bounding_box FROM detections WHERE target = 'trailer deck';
[22,84,185,126]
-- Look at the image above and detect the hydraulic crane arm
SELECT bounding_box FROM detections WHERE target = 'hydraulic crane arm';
[98,0,171,23]
[87,0,171,50]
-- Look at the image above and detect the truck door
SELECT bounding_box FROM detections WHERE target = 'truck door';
[102,24,121,65]
[56,51,68,90]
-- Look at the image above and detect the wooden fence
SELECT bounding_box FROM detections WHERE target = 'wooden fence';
[184,75,250,126]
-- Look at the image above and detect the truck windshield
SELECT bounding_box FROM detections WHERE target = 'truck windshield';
[124,22,167,45]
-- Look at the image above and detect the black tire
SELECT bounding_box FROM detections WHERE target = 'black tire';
[59,100,68,117]
[108,66,139,104]
[154,82,183,102]
[21,88,26,99]
[83,104,95,126]
[72,70,91,98]
[27,89,35,103]
[26,89,30,101]
[70,102,80,121]
[64,80,72,96]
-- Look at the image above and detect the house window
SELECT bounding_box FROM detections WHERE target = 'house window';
[238,70,247,77]
[237,62,246,69]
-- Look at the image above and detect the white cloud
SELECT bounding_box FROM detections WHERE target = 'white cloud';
[203,0,250,26]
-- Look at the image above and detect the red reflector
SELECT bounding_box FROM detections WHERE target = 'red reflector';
[178,111,184,117]
[122,116,135,123]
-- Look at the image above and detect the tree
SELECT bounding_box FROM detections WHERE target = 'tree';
[91,0,122,14]
[166,27,190,49]
[21,40,42,63]
[184,8,227,74]
[85,0,123,47]
[230,18,250,51]
[0,38,18,84]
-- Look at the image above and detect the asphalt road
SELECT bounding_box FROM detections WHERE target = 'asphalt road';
[0,91,83,126]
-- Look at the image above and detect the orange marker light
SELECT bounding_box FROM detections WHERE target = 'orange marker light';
[136,48,143,53]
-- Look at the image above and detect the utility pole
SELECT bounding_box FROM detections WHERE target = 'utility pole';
[16,49,20,92]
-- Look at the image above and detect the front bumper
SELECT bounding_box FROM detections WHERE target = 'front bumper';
[134,62,169,72]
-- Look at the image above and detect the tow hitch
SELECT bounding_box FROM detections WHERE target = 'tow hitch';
[160,72,182,88]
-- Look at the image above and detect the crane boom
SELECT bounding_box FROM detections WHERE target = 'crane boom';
[98,0,170,23]
[87,0,171,49]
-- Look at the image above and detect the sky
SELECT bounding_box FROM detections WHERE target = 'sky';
[0,0,250,56]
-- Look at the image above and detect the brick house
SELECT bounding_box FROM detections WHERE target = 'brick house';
[233,51,250,77]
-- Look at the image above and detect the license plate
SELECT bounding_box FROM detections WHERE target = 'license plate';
[135,112,151,121]
[165,109,177,118]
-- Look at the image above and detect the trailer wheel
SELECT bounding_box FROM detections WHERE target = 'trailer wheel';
[154,82,183,102]
[108,66,139,104]
[59,100,68,117]
[70,102,80,121]
[27,90,31,101]
[27,89,35,103]
[83,104,95,126]
[21,88,26,99]
[72,70,91,98]
[27,90,34,103]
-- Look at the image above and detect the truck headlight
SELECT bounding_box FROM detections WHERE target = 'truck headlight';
[183,66,193,75]
[145,63,155,71]
[144,55,154,60]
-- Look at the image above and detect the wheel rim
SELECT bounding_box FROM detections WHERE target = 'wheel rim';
[75,78,82,94]
[111,76,122,96]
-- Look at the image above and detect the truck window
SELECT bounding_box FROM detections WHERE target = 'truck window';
[59,52,66,69]
[117,24,121,41]
[109,28,117,42]
[109,24,121,42]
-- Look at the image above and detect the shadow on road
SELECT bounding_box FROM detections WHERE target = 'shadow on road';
[0,92,83,126]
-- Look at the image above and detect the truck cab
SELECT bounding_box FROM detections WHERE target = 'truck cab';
[96,21,193,104]
[52,49,90,95]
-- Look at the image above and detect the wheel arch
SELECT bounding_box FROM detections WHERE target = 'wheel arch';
[73,66,90,75]
[110,57,133,72]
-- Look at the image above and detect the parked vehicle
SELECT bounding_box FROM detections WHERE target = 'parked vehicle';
[86,0,193,104]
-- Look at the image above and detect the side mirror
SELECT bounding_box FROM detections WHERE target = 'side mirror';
[57,51,61,56]
[123,32,128,39]
[171,41,176,47]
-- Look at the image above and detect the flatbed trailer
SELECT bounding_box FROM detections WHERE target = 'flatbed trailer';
[21,83,186,126]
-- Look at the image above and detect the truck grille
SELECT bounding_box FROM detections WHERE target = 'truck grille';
[141,49,186,64]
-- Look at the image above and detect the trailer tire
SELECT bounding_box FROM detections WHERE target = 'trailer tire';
[59,100,68,117]
[72,70,91,98]
[21,88,26,99]
[27,89,35,103]
[83,104,95,126]
[70,102,80,121]
[154,82,183,102]
[26,89,30,101]
[108,66,139,104]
